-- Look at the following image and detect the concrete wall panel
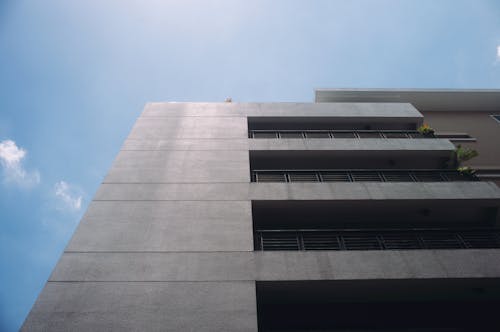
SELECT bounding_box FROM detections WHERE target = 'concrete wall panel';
[424,111,500,168]
[66,201,253,252]
[128,117,248,139]
[51,252,255,281]
[22,281,257,332]
[105,150,250,183]
[122,138,250,151]
[95,183,250,201]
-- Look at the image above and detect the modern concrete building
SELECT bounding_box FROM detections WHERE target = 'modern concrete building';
[23,89,500,331]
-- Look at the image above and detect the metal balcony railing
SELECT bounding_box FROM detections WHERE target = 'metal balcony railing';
[251,169,477,183]
[249,130,433,139]
[255,228,500,251]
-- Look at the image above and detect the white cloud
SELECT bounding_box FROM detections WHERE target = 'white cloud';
[0,139,40,187]
[54,181,83,211]
[497,45,500,61]
[0,139,25,163]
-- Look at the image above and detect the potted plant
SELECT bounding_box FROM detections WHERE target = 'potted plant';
[417,124,435,137]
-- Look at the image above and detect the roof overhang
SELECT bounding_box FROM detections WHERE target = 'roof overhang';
[315,88,500,112]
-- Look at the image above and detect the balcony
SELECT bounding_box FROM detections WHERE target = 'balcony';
[250,129,432,139]
[251,169,477,183]
[255,228,500,251]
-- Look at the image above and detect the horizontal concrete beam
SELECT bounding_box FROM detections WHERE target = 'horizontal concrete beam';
[249,181,500,201]
[315,88,500,112]
[94,182,500,202]
[142,102,423,120]
[249,138,455,152]
[122,138,250,151]
[51,250,500,281]
[120,138,455,156]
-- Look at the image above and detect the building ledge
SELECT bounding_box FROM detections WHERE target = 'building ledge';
[49,249,500,282]
[249,181,500,202]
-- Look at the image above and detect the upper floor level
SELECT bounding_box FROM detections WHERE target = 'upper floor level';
[314,89,500,185]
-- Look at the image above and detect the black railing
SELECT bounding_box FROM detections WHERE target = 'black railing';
[251,169,477,183]
[255,228,500,251]
[249,130,433,139]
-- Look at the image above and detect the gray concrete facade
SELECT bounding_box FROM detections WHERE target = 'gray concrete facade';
[22,101,500,331]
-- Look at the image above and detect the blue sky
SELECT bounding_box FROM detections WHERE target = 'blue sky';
[0,0,499,330]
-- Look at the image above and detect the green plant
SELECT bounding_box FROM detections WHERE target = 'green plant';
[457,166,476,176]
[417,124,435,136]
[449,145,479,175]
[445,145,479,168]
[455,144,479,165]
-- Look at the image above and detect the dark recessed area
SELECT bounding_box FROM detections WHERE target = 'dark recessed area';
[247,116,417,131]
[251,200,499,230]
[249,150,451,170]
[257,279,500,331]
